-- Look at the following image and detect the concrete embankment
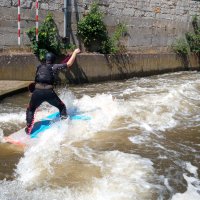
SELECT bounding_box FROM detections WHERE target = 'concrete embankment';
[0,80,32,100]
[0,52,199,100]
[0,52,199,82]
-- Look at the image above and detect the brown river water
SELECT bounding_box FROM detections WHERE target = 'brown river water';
[0,71,200,200]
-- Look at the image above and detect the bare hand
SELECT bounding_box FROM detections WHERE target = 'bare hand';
[67,48,81,67]
[74,48,81,54]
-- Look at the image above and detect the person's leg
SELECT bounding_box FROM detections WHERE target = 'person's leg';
[47,90,67,119]
[26,89,43,134]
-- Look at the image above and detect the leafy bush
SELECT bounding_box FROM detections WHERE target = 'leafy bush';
[27,13,64,61]
[191,15,200,35]
[172,15,200,56]
[186,32,200,53]
[109,23,127,53]
[77,3,127,54]
[186,15,200,55]
[77,3,109,53]
[172,38,190,56]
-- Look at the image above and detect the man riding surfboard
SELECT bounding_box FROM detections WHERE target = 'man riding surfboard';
[25,48,81,134]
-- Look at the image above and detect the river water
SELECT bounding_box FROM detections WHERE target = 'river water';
[0,71,200,200]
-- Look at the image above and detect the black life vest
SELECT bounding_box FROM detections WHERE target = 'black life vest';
[35,64,54,85]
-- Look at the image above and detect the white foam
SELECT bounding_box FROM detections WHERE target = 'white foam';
[171,174,200,200]
[0,112,25,123]
[72,93,119,132]
[0,128,4,141]
[1,150,155,200]
[15,121,69,187]
[164,178,173,193]
[116,93,179,133]
[119,75,200,133]
[128,134,150,144]
[185,162,198,177]
[13,97,119,189]
[13,92,121,188]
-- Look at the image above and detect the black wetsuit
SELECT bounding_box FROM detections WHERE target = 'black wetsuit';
[26,63,67,128]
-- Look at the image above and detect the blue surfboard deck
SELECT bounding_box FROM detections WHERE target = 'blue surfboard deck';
[3,112,91,147]
[30,112,91,139]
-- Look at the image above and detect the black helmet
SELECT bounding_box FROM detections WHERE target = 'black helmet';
[45,52,56,63]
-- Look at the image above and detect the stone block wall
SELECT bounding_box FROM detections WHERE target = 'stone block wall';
[99,0,200,52]
[0,0,200,52]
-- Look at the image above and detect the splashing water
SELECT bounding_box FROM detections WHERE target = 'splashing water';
[0,71,200,200]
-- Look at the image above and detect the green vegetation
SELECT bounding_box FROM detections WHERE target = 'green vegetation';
[77,3,108,53]
[27,13,65,61]
[109,23,127,53]
[172,15,200,57]
[27,4,127,59]
[172,38,190,56]
[186,15,200,54]
[77,3,127,54]
[27,4,127,58]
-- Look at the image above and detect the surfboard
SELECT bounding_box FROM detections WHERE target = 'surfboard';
[3,112,91,147]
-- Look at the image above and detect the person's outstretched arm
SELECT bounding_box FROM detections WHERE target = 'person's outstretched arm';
[66,48,81,67]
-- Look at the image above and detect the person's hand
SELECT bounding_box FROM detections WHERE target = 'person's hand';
[74,48,81,54]
[66,48,81,67]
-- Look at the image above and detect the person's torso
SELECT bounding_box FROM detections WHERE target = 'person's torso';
[35,63,67,85]
[35,64,54,85]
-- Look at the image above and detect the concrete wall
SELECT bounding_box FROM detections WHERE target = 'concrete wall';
[0,0,200,52]
[0,53,199,83]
